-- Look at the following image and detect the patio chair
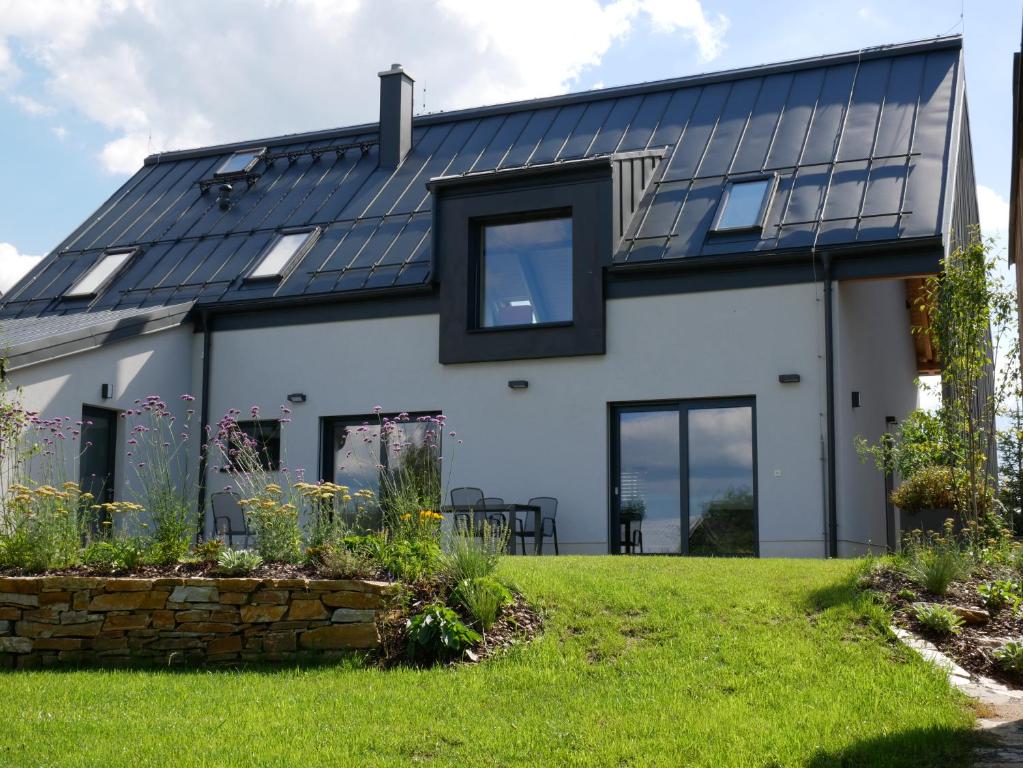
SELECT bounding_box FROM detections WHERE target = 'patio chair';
[515,496,559,555]
[624,520,643,554]
[449,487,485,532]
[483,496,510,529]
[211,491,248,548]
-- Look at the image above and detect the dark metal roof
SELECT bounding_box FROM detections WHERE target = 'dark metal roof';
[0,303,192,370]
[1,35,966,320]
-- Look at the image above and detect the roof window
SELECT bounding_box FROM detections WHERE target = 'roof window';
[247,228,319,281]
[64,248,135,297]
[215,148,265,176]
[712,177,775,232]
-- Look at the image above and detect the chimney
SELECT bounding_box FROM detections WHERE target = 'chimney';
[378,63,413,169]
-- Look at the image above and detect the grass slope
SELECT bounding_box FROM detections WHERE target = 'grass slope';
[0,558,975,767]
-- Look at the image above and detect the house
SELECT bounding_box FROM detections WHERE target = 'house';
[0,36,976,557]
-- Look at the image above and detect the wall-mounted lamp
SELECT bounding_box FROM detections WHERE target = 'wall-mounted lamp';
[287,392,307,403]
[778,373,801,384]
[100,383,112,400]
[851,391,861,408]
[507,380,529,390]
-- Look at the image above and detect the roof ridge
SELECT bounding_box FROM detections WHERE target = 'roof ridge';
[144,35,962,166]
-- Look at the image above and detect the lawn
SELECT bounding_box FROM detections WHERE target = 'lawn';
[0,557,975,767]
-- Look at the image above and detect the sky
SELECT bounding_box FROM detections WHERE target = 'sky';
[0,0,1017,294]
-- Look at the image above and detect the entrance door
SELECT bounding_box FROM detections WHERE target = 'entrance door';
[611,399,757,556]
[80,406,117,507]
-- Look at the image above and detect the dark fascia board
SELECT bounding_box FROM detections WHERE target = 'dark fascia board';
[427,156,615,193]
[1011,48,1023,267]
[607,236,945,299]
[4,303,193,372]
[143,36,963,167]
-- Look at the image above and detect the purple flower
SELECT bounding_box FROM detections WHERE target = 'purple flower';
[180,394,196,402]
[372,405,382,414]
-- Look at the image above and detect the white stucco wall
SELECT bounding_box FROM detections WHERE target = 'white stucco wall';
[5,326,197,502]
[207,284,831,556]
[833,279,920,556]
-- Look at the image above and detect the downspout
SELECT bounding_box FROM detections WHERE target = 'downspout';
[821,251,839,558]
[196,311,213,542]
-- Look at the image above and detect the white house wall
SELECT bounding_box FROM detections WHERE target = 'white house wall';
[833,278,919,556]
[6,326,196,504]
[208,284,831,556]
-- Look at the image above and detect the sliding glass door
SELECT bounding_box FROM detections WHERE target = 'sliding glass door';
[611,399,757,556]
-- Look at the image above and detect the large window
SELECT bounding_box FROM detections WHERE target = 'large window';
[321,412,442,520]
[479,216,573,328]
[611,398,757,556]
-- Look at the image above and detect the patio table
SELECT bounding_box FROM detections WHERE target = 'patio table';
[441,503,544,555]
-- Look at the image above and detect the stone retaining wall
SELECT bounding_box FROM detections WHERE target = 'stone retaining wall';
[0,576,396,667]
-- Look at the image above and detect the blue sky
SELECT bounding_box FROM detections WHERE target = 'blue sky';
[0,0,1017,290]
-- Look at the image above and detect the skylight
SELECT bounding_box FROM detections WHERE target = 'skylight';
[248,230,318,280]
[215,148,265,176]
[64,249,134,297]
[712,177,775,232]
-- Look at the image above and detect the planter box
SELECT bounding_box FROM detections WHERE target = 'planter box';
[0,575,397,668]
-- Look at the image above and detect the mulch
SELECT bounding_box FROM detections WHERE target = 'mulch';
[864,566,1023,686]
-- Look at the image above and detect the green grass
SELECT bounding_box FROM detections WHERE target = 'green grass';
[0,557,976,767]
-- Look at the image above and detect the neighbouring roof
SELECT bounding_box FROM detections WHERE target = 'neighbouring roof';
[1,35,967,322]
[0,303,193,371]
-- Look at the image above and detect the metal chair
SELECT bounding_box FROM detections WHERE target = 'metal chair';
[211,491,248,548]
[449,487,485,532]
[516,496,559,555]
[624,520,643,554]
[483,496,509,529]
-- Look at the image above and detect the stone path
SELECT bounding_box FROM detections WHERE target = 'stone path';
[894,628,1023,766]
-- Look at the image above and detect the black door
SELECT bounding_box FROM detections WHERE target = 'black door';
[80,406,117,508]
[611,398,758,556]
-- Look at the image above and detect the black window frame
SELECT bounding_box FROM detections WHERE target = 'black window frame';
[471,208,574,332]
[63,247,139,299]
[608,396,759,557]
[710,174,777,233]
[432,161,612,364]
[319,410,443,492]
[215,147,266,177]
[221,419,282,472]
[244,226,321,283]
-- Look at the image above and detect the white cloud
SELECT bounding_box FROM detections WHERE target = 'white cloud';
[977,183,1010,242]
[0,0,728,174]
[8,92,53,115]
[0,243,41,294]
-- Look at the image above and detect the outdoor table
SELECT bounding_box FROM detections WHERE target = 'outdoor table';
[441,503,544,555]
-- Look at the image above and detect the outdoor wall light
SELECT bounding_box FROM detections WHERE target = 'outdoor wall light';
[286,392,307,403]
[100,383,112,400]
[507,380,529,390]
[851,391,861,408]
[778,373,800,384]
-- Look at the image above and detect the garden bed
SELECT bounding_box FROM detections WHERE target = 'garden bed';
[864,565,1023,685]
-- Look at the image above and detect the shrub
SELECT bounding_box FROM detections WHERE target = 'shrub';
[383,537,441,582]
[913,603,964,636]
[890,465,958,515]
[441,520,508,584]
[297,481,379,547]
[406,604,481,663]
[215,548,263,575]
[0,482,91,572]
[193,537,224,564]
[978,580,1021,612]
[240,485,302,563]
[453,576,512,631]
[993,641,1023,674]
[312,543,377,579]
[901,529,971,595]
[897,588,916,601]
[81,537,150,574]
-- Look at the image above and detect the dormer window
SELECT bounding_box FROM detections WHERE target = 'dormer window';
[712,177,776,232]
[215,148,265,176]
[247,228,319,281]
[479,214,572,328]
[64,248,135,298]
